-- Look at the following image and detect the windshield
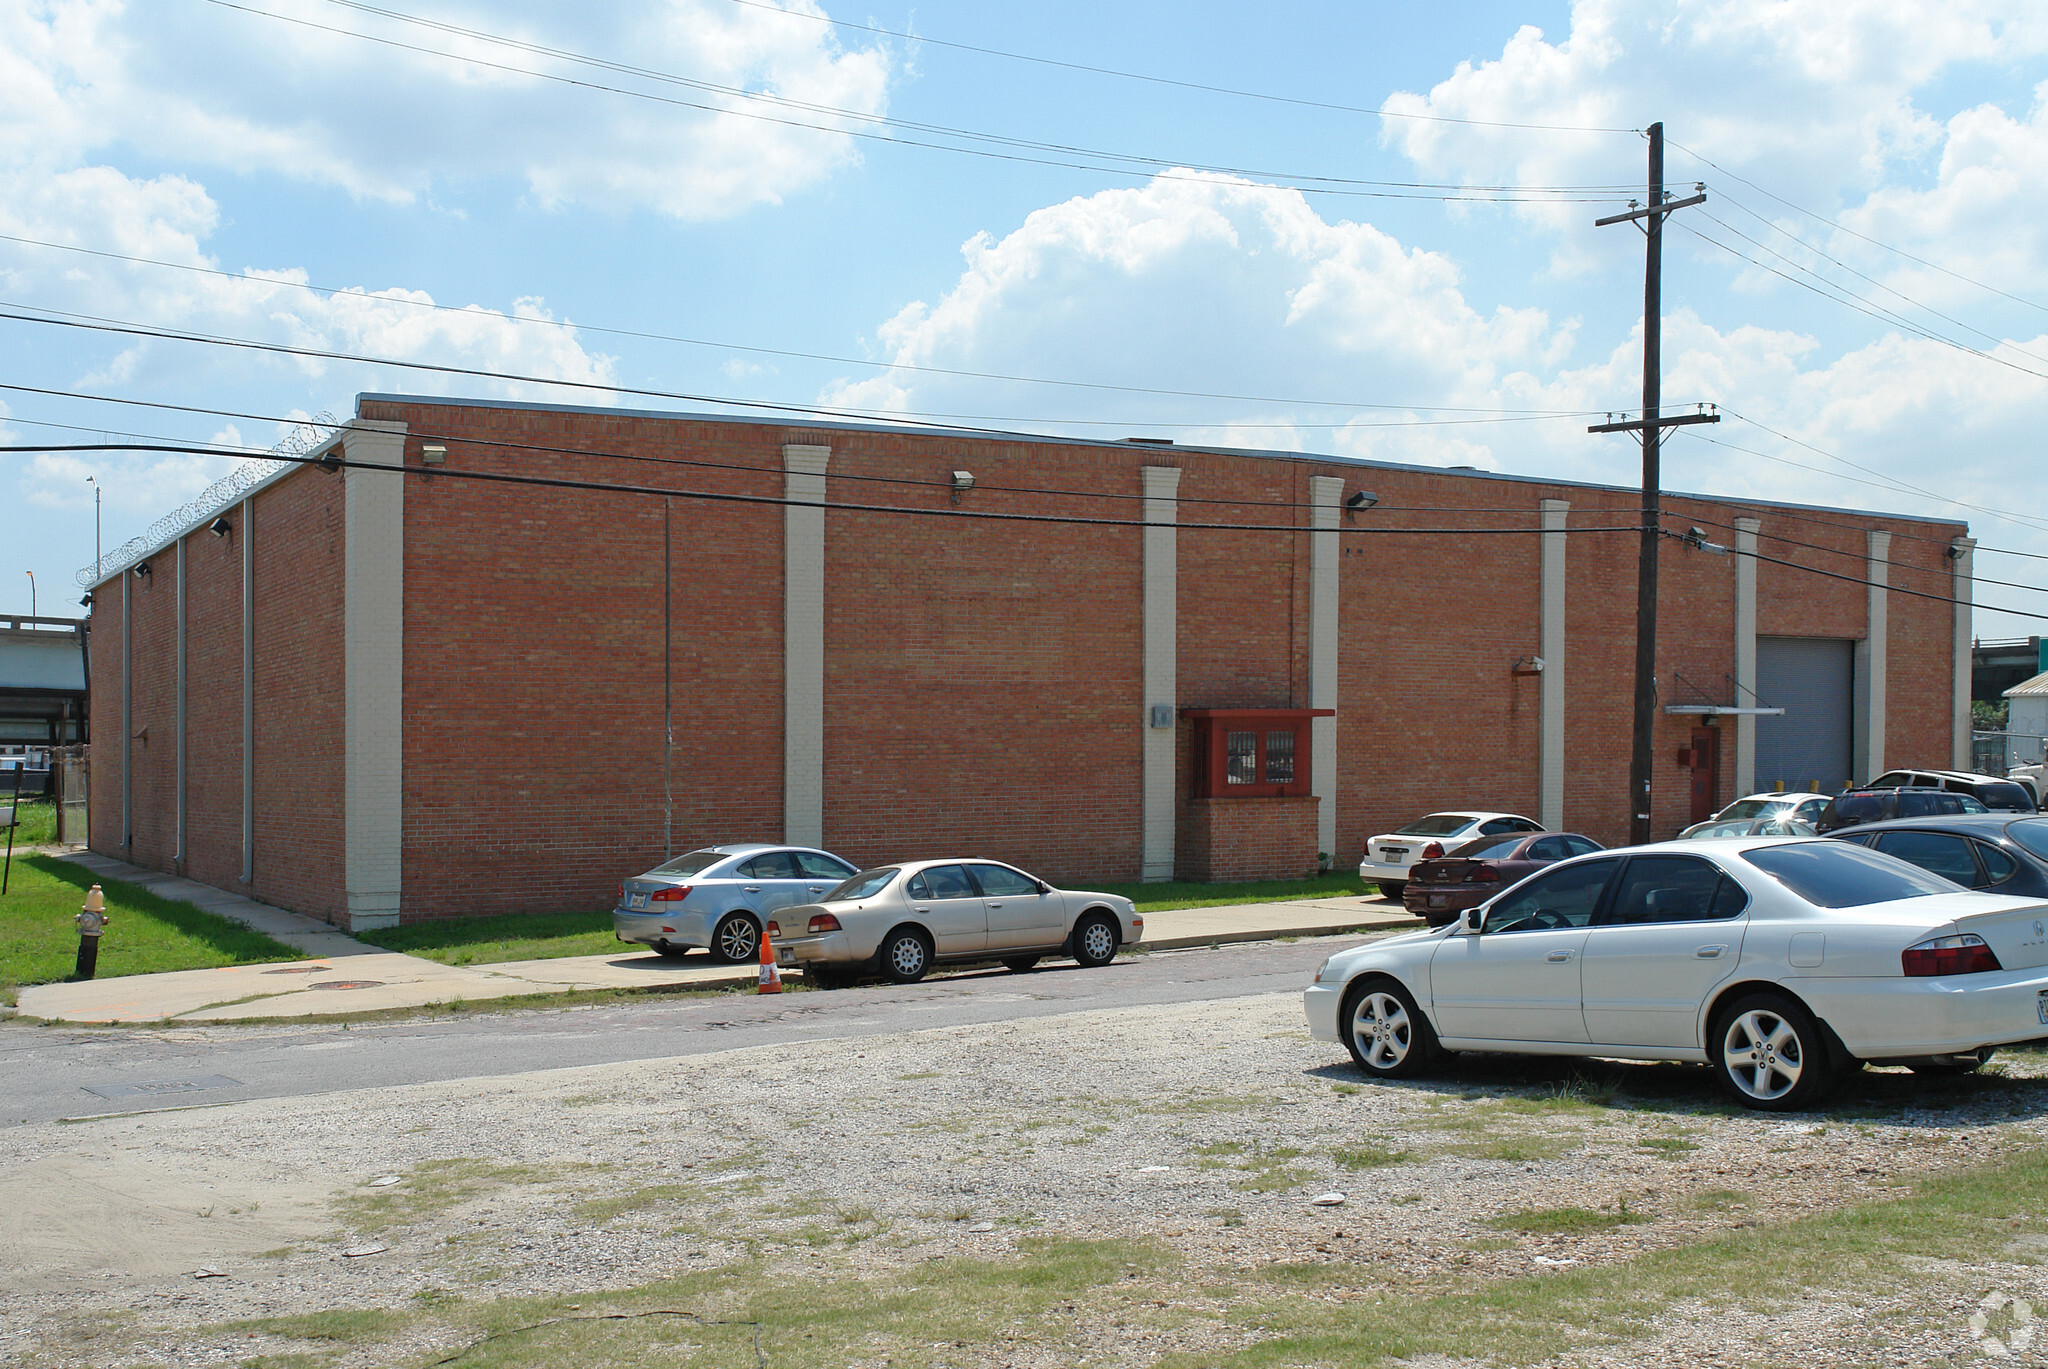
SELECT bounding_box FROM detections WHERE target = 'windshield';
[1740,841,1960,908]
[1395,814,1477,837]
[1718,799,1783,821]
[2006,819,2048,861]
[826,867,899,901]
[652,850,731,877]
[1686,820,1755,839]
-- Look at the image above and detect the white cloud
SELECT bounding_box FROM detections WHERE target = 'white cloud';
[1,0,892,219]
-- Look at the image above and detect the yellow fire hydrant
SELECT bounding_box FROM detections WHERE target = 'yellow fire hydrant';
[75,885,109,980]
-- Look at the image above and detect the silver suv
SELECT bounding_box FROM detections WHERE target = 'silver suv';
[614,844,861,961]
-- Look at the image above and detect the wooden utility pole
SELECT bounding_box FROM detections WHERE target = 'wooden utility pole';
[1590,122,1716,846]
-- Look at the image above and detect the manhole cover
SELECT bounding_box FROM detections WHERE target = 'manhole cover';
[309,980,384,991]
[263,965,333,975]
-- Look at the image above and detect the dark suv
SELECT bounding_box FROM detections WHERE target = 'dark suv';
[1866,768,2037,814]
[1814,787,1971,834]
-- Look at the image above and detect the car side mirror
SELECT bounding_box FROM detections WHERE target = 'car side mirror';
[1459,908,1484,935]
[1037,880,1052,894]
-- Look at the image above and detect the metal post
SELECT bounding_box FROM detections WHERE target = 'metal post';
[1,759,20,894]
[663,498,673,862]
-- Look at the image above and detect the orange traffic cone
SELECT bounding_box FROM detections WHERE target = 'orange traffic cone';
[757,923,783,995]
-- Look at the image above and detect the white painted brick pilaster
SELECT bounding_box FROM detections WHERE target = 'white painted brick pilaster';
[1952,537,1976,770]
[1141,465,1181,881]
[784,444,830,849]
[343,419,406,931]
[1539,499,1569,830]
[1733,518,1760,797]
[1307,476,1343,863]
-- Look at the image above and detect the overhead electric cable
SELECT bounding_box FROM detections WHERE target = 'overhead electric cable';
[0,232,1596,419]
[206,0,1631,205]
[717,0,1639,133]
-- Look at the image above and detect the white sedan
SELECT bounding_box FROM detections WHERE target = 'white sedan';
[1306,837,2048,1110]
[1359,812,1543,899]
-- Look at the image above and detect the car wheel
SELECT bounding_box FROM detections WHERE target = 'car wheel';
[1711,992,1834,1111]
[1907,1050,1992,1076]
[653,940,693,960]
[1071,914,1120,968]
[1377,881,1406,901]
[880,928,933,984]
[1340,977,1439,1079]
[710,913,761,965]
[1002,956,1041,973]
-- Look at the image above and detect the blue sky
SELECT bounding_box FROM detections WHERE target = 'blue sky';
[5,0,2047,636]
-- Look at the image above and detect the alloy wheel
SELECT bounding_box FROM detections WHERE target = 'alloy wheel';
[1350,991,1413,1071]
[1079,920,1117,964]
[716,917,759,963]
[1722,1008,1803,1102]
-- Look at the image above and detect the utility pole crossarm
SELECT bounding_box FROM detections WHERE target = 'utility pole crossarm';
[1587,411,1720,434]
[1593,191,1706,227]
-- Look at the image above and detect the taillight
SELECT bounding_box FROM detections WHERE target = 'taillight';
[1420,842,1444,860]
[1471,866,1500,883]
[1902,933,2002,977]
[808,913,842,933]
[766,921,781,939]
[650,885,691,902]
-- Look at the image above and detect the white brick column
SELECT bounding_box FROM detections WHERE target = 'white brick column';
[1733,517,1760,797]
[120,571,131,850]
[1538,499,1569,830]
[1141,465,1181,881]
[175,535,187,863]
[1307,476,1343,864]
[1953,536,1977,770]
[783,443,831,849]
[343,420,406,930]
[1853,529,1890,785]
[240,496,254,883]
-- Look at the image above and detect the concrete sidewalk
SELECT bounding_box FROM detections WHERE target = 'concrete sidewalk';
[13,857,1416,1024]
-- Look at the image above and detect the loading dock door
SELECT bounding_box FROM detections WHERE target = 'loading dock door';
[1755,637,1854,793]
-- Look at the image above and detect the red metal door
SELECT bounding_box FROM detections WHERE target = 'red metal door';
[1689,727,1720,823]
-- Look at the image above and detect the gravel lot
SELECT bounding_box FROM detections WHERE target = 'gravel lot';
[5,970,2048,1367]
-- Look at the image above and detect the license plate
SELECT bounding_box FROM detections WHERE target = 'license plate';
[630,893,648,909]
[2038,990,2047,1026]
[1428,895,1447,908]
[1383,848,1407,861]
[778,950,796,966]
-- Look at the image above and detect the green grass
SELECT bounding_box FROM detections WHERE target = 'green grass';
[356,909,622,965]
[0,854,300,987]
[2,797,57,846]
[1092,871,1379,912]
[1485,1204,1650,1236]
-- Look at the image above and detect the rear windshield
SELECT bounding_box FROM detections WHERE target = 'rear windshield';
[1740,841,1960,908]
[653,849,731,877]
[1395,814,1477,837]
[1828,794,1885,823]
[826,867,899,901]
[1719,799,1780,821]
[1450,836,1524,860]
[2006,819,2048,861]
[1973,782,2034,811]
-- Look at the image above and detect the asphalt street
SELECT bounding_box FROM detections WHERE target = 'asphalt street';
[1,937,1357,1128]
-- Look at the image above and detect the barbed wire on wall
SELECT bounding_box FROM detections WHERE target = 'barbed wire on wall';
[74,412,341,588]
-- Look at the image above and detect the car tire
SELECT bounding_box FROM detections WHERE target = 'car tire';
[1071,914,1120,968]
[1377,881,1406,901]
[880,928,933,984]
[1907,1050,1992,1076]
[1002,956,1041,974]
[709,913,761,965]
[653,940,693,960]
[1339,977,1440,1079]
[1710,991,1835,1111]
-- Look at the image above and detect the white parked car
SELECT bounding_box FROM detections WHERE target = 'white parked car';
[1306,837,2048,1111]
[771,858,1143,987]
[1709,792,1833,827]
[1359,812,1543,899]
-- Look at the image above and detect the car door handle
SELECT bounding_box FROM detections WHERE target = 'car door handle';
[807,887,824,893]
[743,886,762,893]
[914,906,930,914]
[1695,945,1727,959]
[987,902,1003,910]
[1546,950,1575,963]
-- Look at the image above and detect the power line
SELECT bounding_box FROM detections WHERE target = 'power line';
[718,0,1639,134]
[208,0,1634,206]
[0,232,1597,420]
[1666,139,2048,317]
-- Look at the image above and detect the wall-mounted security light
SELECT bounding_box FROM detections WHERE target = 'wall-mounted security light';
[313,449,342,474]
[1680,525,1729,555]
[950,470,975,491]
[1511,656,1545,676]
[421,443,447,466]
[132,561,152,581]
[79,593,93,608]
[1345,490,1379,511]
[209,516,232,539]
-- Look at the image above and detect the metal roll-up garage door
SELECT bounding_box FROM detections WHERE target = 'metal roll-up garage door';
[1755,637,1854,793]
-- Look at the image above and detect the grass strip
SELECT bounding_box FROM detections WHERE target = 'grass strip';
[0,854,299,986]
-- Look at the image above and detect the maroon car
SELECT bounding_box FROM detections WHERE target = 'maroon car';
[1403,831,1606,924]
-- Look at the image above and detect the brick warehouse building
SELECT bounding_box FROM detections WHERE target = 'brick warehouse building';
[85,394,1976,931]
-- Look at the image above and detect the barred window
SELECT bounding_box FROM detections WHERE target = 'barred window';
[1226,731,1258,785]
[1265,730,1296,784]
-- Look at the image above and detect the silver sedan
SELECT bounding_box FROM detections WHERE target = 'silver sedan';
[772,859,1144,986]
[613,844,861,962]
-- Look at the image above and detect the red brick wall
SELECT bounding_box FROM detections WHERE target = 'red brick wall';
[181,522,243,891]
[1179,796,1321,881]
[86,584,123,859]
